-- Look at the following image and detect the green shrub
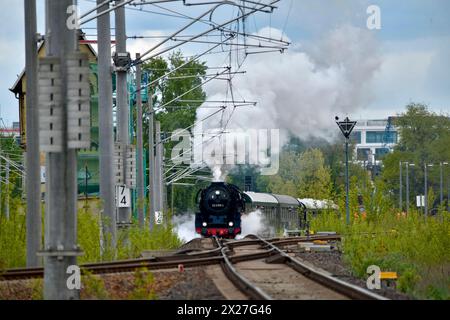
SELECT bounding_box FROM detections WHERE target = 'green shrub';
[397,268,421,295]
[310,209,450,299]
[0,200,26,269]
[128,268,158,300]
[81,269,109,300]
[30,279,44,300]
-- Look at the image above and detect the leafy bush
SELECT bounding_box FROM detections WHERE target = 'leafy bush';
[0,203,182,269]
[80,269,109,300]
[310,208,450,299]
[128,268,158,300]
[0,199,26,269]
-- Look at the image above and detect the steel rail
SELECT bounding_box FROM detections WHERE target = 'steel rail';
[225,234,342,249]
[256,236,388,300]
[213,237,273,300]
[0,251,220,281]
[0,244,273,281]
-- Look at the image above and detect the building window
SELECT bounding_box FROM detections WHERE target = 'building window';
[357,148,371,161]
[386,132,398,144]
[350,131,361,144]
[366,131,398,144]
[375,148,390,160]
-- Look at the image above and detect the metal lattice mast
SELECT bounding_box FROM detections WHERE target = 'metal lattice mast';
[154,121,162,218]
[148,95,155,230]
[136,53,144,227]
[5,159,9,220]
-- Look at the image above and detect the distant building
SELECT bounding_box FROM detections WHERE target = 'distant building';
[0,121,21,145]
[9,32,101,197]
[0,125,20,137]
[350,118,399,165]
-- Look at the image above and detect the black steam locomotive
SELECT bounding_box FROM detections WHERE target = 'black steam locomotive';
[195,182,245,238]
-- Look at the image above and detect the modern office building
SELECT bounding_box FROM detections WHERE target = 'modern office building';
[350,118,399,165]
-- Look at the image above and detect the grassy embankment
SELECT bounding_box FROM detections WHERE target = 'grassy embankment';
[0,200,182,269]
[310,209,450,300]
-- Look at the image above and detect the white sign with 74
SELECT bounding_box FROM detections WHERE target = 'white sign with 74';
[116,185,131,208]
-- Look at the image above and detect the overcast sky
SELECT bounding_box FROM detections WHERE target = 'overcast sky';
[0,0,449,127]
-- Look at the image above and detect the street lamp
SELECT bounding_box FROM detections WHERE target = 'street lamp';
[440,162,449,208]
[448,176,450,212]
[404,162,415,214]
[399,161,403,211]
[424,163,434,218]
[335,116,357,225]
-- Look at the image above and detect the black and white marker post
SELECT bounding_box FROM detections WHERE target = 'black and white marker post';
[336,116,357,225]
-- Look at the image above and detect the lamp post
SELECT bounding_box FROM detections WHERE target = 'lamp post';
[448,176,450,212]
[335,116,357,225]
[399,161,403,211]
[440,162,449,208]
[405,162,415,214]
[424,163,434,218]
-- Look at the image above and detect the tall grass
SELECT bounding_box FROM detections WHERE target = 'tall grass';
[0,198,26,269]
[0,203,182,269]
[310,208,450,299]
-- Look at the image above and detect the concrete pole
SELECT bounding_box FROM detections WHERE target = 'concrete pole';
[44,0,79,300]
[24,0,42,267]
[424,163,428,219]
[136,53,144,227]
[0,157,2,217]
[171,183,174,217]
[406,163,410,214]
[159,138,165,214]
[148,96,155,230]
[440,162,443,207]
[154,121,162,217]
[399,161,402,211]
[115,0,131,225]
[345,138,350,225]
[96,0,116,248]
[5,159,9,220]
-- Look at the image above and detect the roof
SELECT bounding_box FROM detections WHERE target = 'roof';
[243,192,278,205]
[298,198,339,210]
[272,194,300,207]
[10,31,97,94]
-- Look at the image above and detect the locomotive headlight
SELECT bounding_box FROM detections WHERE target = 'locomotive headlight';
[215,191,220,195]
[228,222,234,227]
[202,222,208,227]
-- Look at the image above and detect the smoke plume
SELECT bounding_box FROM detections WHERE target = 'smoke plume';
[194,25,381,178]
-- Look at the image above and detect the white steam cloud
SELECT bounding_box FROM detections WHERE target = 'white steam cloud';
[173,214,200,243]
[194,25,381,178]
[199,25,380,139]
[237,210,275,239]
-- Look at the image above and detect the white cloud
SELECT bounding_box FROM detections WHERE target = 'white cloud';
[363,36,450,117]
[126,30,170,59]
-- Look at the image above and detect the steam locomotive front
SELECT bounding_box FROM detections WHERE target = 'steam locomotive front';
[195,182,243,238]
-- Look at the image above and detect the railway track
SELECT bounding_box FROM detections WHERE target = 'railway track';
[0,240,222,281]
[215,235,387,300]
[0,235,336,281]
[0,234,387,300]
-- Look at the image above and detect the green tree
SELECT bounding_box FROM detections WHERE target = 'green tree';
[258,150,302,196]
[258,148,332,200]
[140,52,208,214]
[297,149,332,199]
[382,103,450,211]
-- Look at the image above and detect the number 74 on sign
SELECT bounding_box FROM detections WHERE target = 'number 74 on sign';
[116,185,131,208]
